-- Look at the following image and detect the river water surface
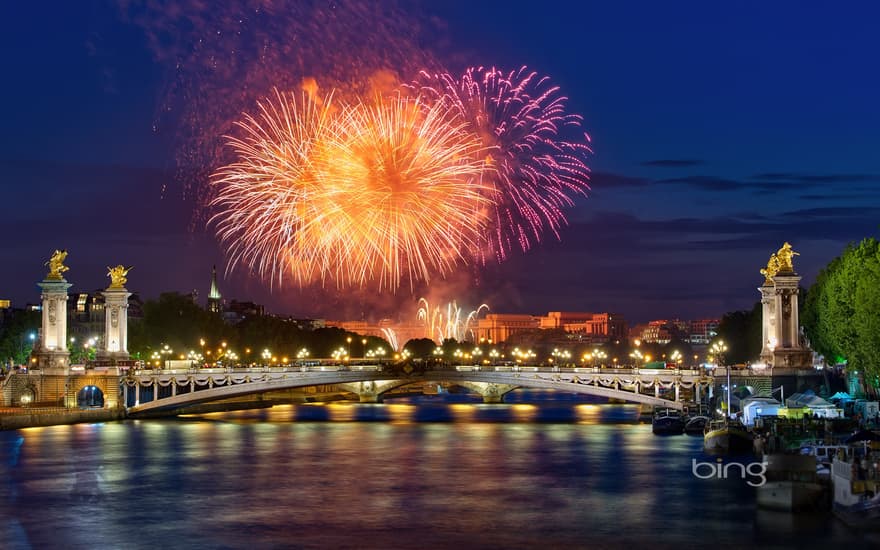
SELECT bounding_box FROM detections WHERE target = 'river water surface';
[1,392,877,549]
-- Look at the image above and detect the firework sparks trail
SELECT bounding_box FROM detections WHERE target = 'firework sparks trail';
[380,328,400,352]
[418,297,489,342]
[413,66,592,261]
[210,90,494,291]
[209,89,337,288]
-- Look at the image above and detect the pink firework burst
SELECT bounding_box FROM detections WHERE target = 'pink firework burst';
[414,66,592,260]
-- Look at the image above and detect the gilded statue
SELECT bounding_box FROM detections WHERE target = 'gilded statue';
[45,249,69,280]
[107,265,132,289]
[760,253,780,283]
[775,242,799,272]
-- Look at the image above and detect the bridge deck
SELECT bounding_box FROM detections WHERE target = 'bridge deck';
[123,365,713,416]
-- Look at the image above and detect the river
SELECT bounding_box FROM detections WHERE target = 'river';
[1,391,877,549]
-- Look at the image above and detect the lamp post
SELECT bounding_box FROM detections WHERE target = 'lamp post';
[710,340,730,417]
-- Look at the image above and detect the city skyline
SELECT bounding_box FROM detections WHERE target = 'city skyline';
[2,1,878,323]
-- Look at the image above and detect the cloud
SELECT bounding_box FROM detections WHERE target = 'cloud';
[640,159,704,168]
[657,175,744,191]
[590,171,651,188]
[750,173,880,184]
[799,193,880,201]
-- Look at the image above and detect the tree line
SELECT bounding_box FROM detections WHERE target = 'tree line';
[802,237,880,393]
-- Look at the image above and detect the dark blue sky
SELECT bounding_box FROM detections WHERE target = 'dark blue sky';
[1,1,878,324]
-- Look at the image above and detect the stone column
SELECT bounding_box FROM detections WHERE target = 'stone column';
[35,279,72,370]
[773,274,800,349]
[98,287,131,361]
[759,283,775,364]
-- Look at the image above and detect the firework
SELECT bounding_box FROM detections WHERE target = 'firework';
[414,66,592,260]
[380,328,401,352]
[417,297,489,342]
[210,90,493,290]
[209,89,337,287]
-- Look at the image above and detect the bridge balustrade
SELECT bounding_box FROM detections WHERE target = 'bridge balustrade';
[122,363,714,416]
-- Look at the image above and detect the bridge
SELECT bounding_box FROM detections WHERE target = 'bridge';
[123,364,713,417]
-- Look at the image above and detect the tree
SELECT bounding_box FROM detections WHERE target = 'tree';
[715,302,762,364]
[802,238,880,393]
[403,338,437,359]
[0,310,40,366]
[129,292,231,358]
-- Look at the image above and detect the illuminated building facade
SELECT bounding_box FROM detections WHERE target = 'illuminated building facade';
[207,265,222,313]
[475,312,626,344]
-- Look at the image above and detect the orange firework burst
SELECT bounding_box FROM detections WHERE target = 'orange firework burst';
[210,89,337,287]
[210,89,493,291]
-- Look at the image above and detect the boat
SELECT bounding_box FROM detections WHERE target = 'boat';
[830,438,880,529]
[756,453,826,511]
[652,408,685,435]
[798,440,849,468]
[703,363,753,454]
[684,415,709,435]
[704,418,754,454]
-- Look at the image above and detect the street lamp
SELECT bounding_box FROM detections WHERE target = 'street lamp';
[710,339,732,417]
[629,349,643,366]
[709,340,728,366]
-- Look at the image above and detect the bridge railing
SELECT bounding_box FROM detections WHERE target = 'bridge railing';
[130,363,706,377]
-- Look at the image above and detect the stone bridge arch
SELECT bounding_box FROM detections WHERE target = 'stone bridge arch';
[69,376,120,408]
[454,382,520,403]
[337,380,521,403]
[337,380,412,402]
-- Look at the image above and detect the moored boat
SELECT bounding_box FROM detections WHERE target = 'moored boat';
[830,439,880,529]
[684,415,709,435]
[652,408,685,435]
[704,418,754,454]
[798,440,849,468]
[756,453,826,512]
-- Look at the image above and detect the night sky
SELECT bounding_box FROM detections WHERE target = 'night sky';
[2,1,878,324]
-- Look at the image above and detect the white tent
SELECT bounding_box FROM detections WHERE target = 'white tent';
[828,391,853,402]
[742,397,782,427]
[785,392,835,409]
[785,392,843,418]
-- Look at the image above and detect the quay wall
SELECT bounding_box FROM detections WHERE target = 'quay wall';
[1,371,122,409]
[0,408,126,431]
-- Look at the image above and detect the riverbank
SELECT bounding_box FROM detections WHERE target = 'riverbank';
[0,407,126,430]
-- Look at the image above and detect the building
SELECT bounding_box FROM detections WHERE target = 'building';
[474,311,625,344]
[629,320,672,344]
[207,265,222,313]
[64,290,144,348]
[476,314,541,344]
[68,291,105,343]
[545,312,627,341]
[222,300,265,324]
[0,299,11,324]
[688,319,719,345]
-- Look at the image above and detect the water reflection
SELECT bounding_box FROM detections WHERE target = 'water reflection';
[1,400,878,549]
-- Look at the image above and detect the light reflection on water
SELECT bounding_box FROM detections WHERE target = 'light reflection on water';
[1,399,877,549]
